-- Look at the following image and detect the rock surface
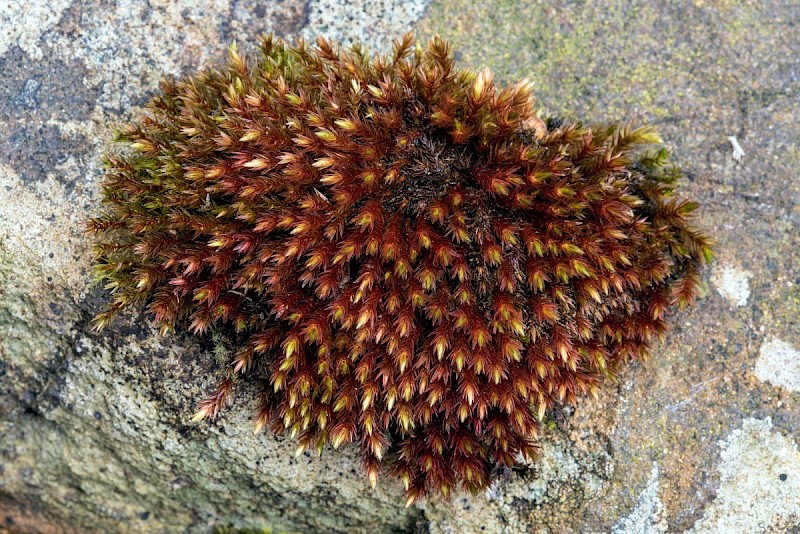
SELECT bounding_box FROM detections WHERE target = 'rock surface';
[1,1,798,533]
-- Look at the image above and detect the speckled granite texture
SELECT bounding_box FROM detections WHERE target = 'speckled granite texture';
[1,1,799,533]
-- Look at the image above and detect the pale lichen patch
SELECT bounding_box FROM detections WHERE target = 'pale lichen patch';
[755,339,800,393]
[0,0,71,59]
[710,262,753,307]
[688,418,800,533]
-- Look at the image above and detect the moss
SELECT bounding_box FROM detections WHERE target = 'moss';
[88,34,710,505]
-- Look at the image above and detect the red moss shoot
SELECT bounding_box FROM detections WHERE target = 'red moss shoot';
[88,34,713,505]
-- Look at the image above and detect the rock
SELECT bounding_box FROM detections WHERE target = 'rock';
[2,0,800,533]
